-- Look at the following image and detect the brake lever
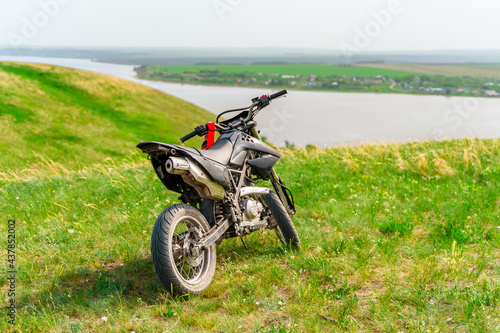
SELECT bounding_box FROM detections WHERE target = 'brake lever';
[195,124,208,136]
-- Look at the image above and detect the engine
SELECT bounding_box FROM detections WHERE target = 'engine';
[241,198,264,224]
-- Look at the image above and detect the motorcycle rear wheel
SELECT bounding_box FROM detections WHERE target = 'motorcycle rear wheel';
[151,204,216,296]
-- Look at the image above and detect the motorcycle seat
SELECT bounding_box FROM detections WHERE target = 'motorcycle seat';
[197,137,233,165]
[137,132,239,169]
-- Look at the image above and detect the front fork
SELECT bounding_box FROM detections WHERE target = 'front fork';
[250,127,295,216]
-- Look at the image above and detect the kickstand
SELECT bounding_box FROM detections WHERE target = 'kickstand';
[239,236,248,249]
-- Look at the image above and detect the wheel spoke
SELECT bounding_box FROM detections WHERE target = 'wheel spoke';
[174,230,188,240]
[174,222,188,235]
[180,263,188,279]
[175,258,186,269]
[172,244,183,257]
[170,215,211,282]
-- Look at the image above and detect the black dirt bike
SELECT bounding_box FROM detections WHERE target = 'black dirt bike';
[137,89,299,295]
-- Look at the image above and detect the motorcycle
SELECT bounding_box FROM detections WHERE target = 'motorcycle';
[137,89,300,295]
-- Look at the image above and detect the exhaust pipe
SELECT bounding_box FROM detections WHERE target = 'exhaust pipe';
[165,156,225,200]
[166,157,189,175]
[240,187,270,196]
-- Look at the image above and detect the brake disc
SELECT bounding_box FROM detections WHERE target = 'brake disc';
[182,229,204,267]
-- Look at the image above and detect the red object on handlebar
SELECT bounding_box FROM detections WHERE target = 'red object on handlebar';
[203,122,216,150]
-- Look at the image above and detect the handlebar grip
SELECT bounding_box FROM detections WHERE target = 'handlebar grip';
[180,130,198,143]
[270,89,287,100]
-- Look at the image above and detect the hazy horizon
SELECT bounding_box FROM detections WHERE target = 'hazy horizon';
[2,46,500,53]
[1,0,499,52]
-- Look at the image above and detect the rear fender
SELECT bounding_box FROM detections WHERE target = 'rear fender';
[137,141,228,200]
[137,142,198,197]
[148,150,186,196]
[138,141,231,190]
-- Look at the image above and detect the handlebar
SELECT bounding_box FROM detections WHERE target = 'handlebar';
[246,89,288,122]
[180,130,198,143]
[180,124,208,143]
[270,89,287,100]
[180,90,287,143]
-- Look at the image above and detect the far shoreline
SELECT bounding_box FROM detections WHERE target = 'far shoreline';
[2,55,500,148]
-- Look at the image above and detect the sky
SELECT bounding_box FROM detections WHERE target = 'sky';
[0,0,499,51]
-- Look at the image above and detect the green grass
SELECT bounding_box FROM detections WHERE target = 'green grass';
[1,64,500,332]
[154,64,418,78]
[358,63,500,78]
[2,139,500,332]
[0,62,210,172]
[460,64,500,72]
[143,64,500,97]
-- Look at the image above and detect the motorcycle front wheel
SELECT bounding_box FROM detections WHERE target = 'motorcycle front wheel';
[262,191,300,249]
[151,203,216,296]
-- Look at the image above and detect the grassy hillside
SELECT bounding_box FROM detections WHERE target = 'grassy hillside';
[0,62,210,172]
[1,64,500,332]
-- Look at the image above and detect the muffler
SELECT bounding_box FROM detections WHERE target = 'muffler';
[165,156,225,200]
[165,157,190,175]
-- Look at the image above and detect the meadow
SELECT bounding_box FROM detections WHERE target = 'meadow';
[357,64,500,78]
[140,63,500,97]
[1,63,500,332]
[147,64,417,78]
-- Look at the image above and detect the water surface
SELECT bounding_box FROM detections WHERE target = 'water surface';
[1,55,499,147]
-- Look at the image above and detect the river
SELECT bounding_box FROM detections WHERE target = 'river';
[1,55,499,147]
